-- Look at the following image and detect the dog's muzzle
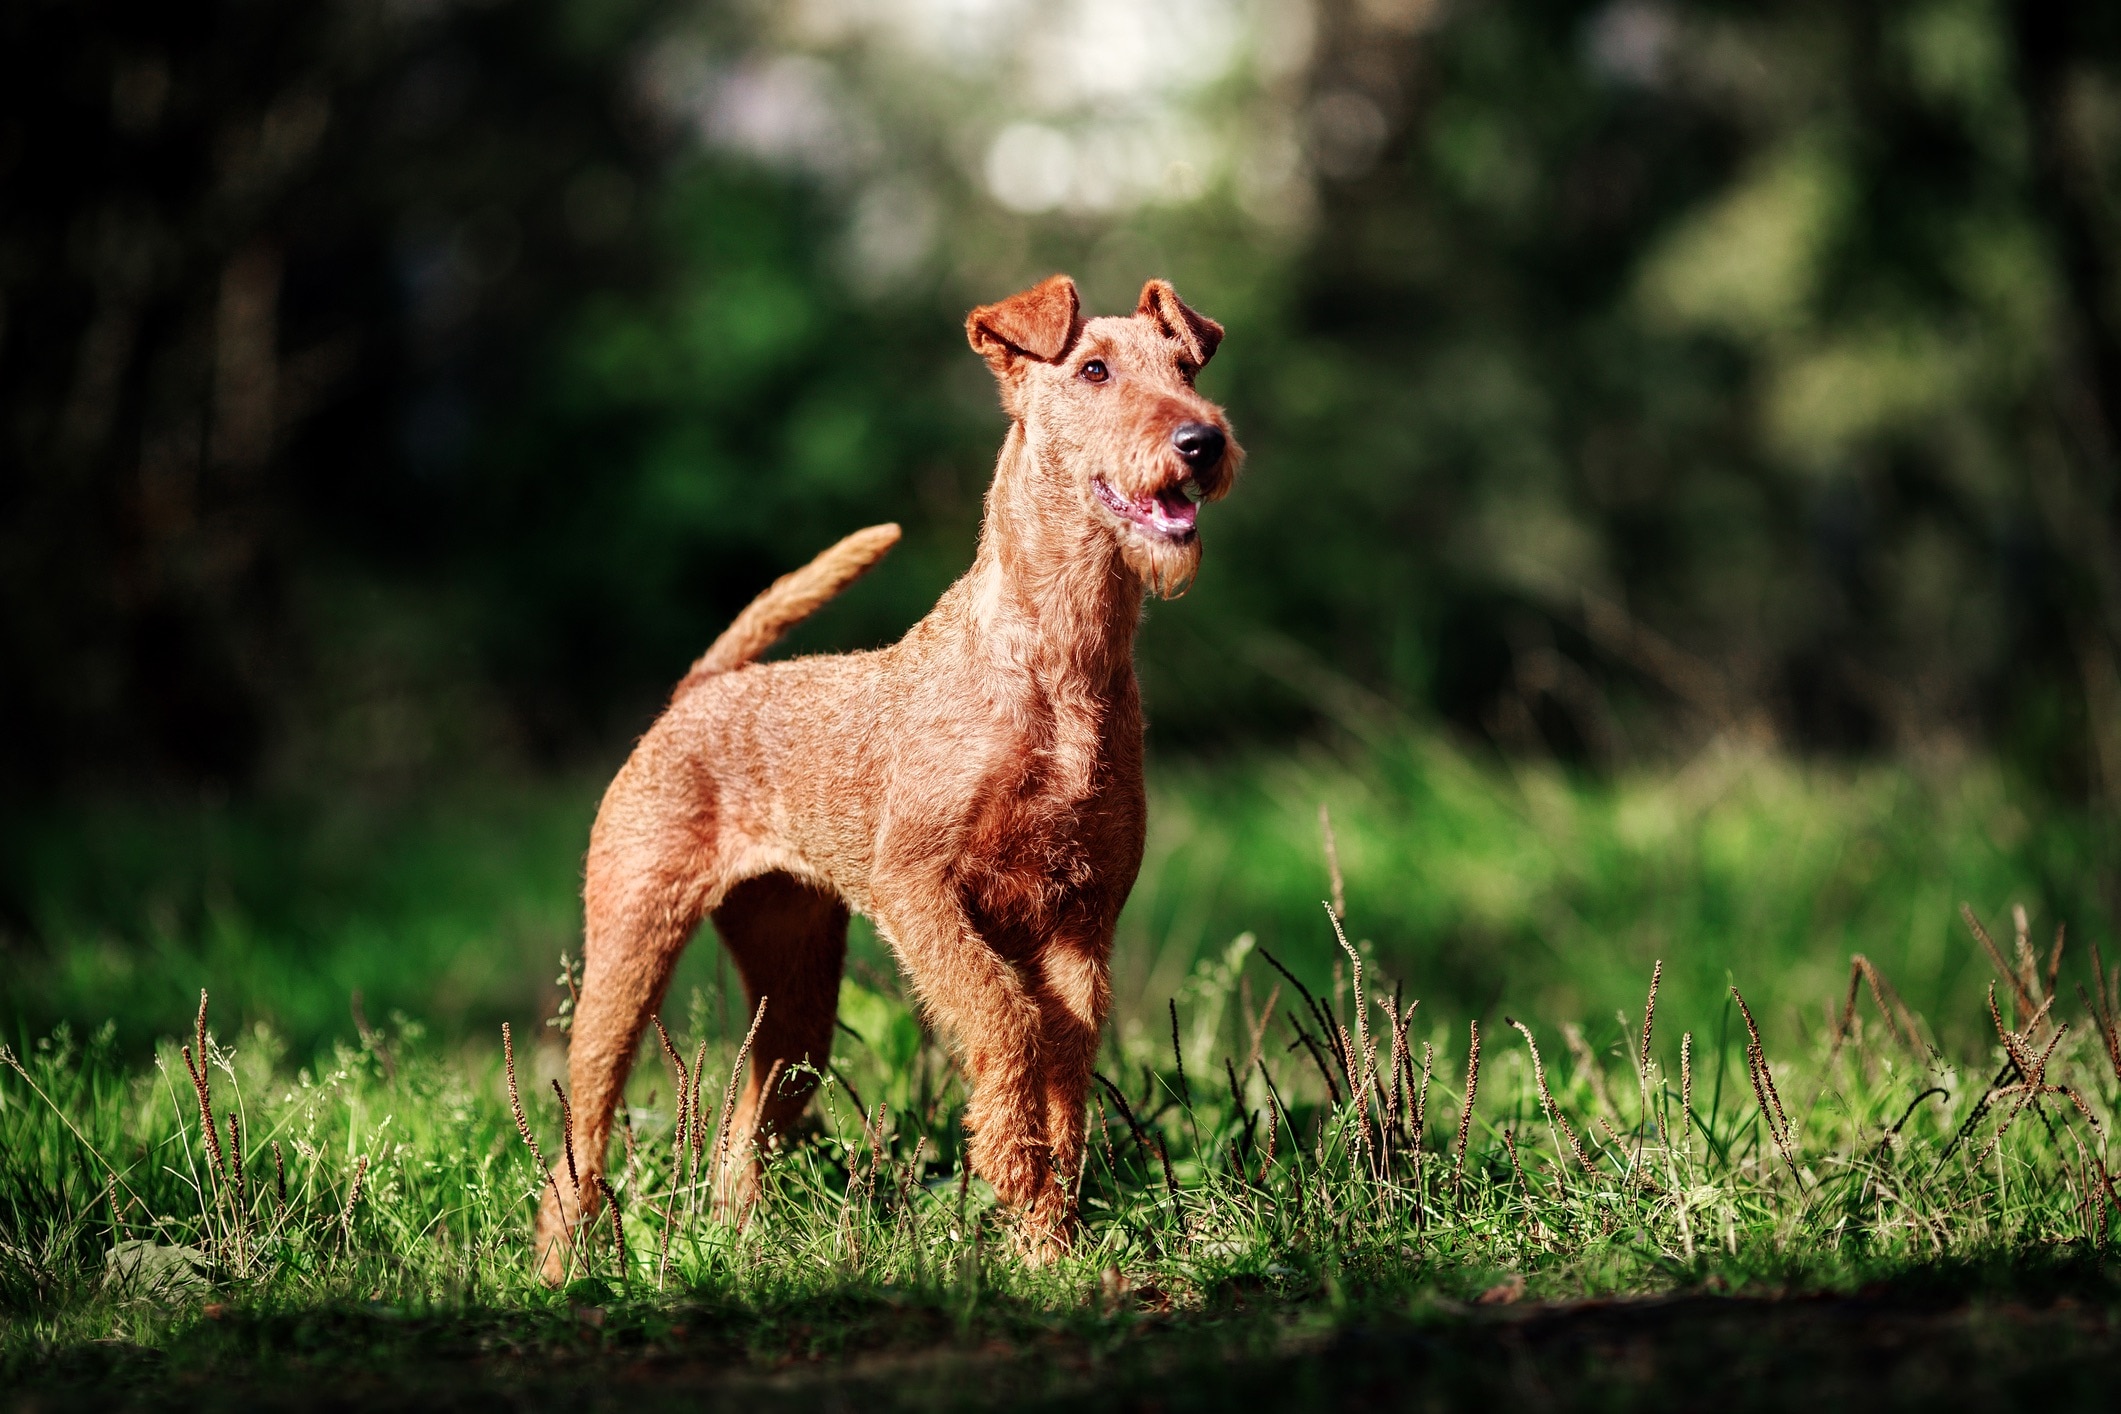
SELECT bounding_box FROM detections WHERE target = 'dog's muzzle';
[1172,422,1225,474]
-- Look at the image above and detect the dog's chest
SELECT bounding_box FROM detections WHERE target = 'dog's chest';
[961,696,1140,926]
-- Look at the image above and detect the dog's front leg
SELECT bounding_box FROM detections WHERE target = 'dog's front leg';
[1031,935,1109,1249]
[870,880,1059,1225]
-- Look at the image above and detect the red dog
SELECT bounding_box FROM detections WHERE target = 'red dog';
[537,274,1240,1279]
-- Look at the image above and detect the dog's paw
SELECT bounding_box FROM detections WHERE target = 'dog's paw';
[1008,1202,1076,1267]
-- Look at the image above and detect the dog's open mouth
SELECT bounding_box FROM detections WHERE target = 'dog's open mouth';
[1093,476,1199,542]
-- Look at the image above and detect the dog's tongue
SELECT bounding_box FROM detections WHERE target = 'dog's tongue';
[1149,487,1198,534]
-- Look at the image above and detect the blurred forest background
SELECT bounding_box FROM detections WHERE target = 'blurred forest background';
[4,0,2120,1046]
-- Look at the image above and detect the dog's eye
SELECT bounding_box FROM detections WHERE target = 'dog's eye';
[1078,359,1109,384]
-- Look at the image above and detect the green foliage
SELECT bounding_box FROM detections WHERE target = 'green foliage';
[9,0,2121,793]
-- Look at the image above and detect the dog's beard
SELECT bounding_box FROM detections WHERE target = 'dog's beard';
[1121,533,1201,600]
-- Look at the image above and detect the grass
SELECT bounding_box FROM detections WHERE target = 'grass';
[5,732,2121,1407]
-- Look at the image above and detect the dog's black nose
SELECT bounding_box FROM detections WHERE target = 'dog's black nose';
[1173,421,1225,470]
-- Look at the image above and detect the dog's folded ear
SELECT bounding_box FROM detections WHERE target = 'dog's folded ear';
[1135,280,1224,368]
[967,274,1081,368]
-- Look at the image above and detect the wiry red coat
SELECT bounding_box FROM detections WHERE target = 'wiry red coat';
[536,275,1242,1279]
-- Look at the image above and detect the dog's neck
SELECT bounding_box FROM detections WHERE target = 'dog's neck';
[965,422,1145,702]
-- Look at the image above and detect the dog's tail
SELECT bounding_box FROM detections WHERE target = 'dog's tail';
[676,522,902,690]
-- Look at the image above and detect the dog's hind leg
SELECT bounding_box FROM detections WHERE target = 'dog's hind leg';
[535,768,717,1285]
[707,871,850,1218]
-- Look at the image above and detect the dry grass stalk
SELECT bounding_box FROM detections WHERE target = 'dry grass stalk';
[1508,1017,1592,1174]
[687,1039,709,1224]
[650,1016,690,1281]
[226,1113,248,1236]
[1256,1060,1283,1185]
[1987,981,2039,1078]
[339,1153,369,1246]
[182,990,226,1186]
[1974,982,2074,1164]
[594,1174,628,1277]
[1638,961,1661,1085]
[1731,986,1802,1186]
[1963,903,2040,1022]
[1414,1041,1433,1151]
[1337,1020,1372,1161]
[2064,1125,2117,1246]
[1224,1056,1253,1173]
[1095,1070,1179,1200]
[1637,961,1663,1143]
[1832,953,1929,1060]
[224,1111,249,1263]
[654,1017,691,1155]
[711,997,770,1191]
[1326,904,1370,1089]
[502,1023,563,1216]
[1384,992,1411,1150]
[1259,946,1353,1089]
[893,1134,927,1222]
[181,1043,221,1197]
[1362,1012,1383,1144]
[841,1101,883,1243]
[1169,998,1190,1108]
[1325,903,1378,1164]
[551,1080,580,1209]
[863,1101,888,1201]
[853,1124,901,1232]
[1732,989,1790,1134]
[1680,1032,1693,1145]
[1452,1021,1480,1207]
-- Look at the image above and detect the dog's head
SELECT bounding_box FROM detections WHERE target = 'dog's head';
[968,274,1242,596]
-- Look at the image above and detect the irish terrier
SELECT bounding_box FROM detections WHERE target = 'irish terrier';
[534,274,1240,1280]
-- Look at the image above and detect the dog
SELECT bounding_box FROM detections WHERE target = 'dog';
[535,273,1241,1280]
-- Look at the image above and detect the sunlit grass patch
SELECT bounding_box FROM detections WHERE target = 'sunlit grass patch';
[7,894,2120,1380]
